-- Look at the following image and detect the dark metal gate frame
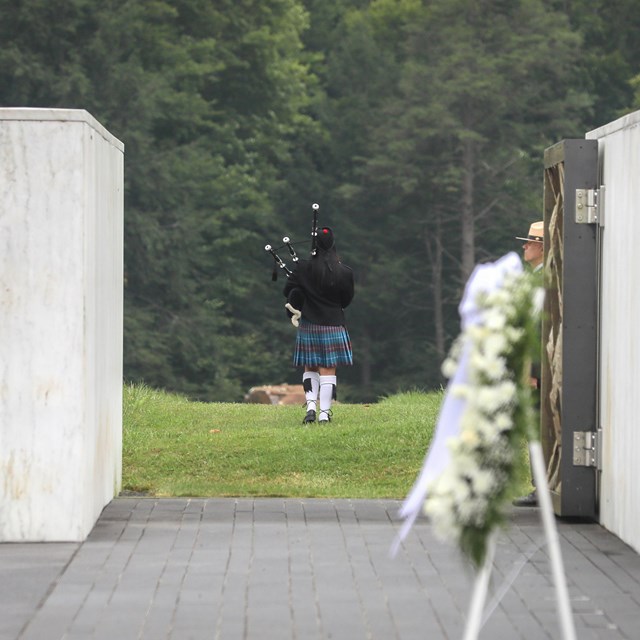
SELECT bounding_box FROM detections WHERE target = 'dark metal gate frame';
[542,139,598,518]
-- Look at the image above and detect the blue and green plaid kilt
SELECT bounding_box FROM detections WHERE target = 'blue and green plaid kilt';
[293,320,353,367]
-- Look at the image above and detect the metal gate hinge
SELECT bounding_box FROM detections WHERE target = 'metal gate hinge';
[573,430,602,469]
[575,186,605,227]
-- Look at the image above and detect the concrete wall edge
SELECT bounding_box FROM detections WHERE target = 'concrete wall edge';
[586,109,640,140]
[0,107,124,152]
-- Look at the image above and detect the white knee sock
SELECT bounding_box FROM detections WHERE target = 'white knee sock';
[302,371,320,412]
[319,375,337,421]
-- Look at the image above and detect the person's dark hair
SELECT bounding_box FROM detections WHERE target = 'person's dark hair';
[310,227,340,290]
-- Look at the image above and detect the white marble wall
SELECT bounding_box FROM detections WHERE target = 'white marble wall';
[0,109,124,541]
[587,110,640,554]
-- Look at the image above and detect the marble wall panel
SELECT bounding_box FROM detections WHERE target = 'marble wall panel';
[0,108,124,541]
[587,110,640,554]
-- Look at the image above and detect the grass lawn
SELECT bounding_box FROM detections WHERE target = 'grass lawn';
[122,384,533,499]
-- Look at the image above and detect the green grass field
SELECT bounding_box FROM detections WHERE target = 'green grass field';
[122,384,533,499]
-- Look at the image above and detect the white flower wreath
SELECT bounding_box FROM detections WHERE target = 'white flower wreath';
[424,268,542,567]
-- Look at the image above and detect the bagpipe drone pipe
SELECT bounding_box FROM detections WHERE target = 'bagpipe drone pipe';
[264,203,320,326]
[264,202,320,280]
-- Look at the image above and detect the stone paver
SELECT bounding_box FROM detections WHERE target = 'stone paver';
[1,498,639,639]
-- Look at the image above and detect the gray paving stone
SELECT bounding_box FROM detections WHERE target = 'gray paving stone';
[3,499,640,639]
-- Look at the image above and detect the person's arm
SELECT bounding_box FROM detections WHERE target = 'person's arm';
[283,269,304,326]
[283,269,299,298]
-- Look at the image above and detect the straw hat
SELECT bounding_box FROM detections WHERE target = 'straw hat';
[515,221,544,243]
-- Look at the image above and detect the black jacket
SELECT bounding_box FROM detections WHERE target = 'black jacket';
[283,258,354,326]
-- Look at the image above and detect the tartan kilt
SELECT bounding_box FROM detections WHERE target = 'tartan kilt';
[293,320,353,367]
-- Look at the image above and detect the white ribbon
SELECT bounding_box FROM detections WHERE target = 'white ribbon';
[390,252,523,557]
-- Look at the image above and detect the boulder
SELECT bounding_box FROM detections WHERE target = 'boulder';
[244,384,306,405]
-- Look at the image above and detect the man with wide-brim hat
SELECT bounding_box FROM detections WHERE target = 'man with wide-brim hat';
[516,221,544,271]
[513,220,544,507]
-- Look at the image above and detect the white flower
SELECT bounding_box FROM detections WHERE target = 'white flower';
[504,326,525,343]
[494,412,513,432]
[467,325,489,343]
[484,441,514,466]
[458,497,489,526]
[441,357,458,379]
[451,384,471,400]
[459,408,485,433]
[447,445,479,472]
[484,289,510,307]
[496,380,517,404]
[482,333,508,359]
[427,495,464,538]
[483,308,507,331]
[482,355,508,381]
[459,428,480,449]
[469,469,496,496]
[475,419,503,445]
[474,384,514,413]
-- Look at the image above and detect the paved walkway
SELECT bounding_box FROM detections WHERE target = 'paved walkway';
[1,498,639,640]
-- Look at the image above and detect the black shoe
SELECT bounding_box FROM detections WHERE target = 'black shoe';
[318,409,332,423]
[512,491,538,507]
[302,410,316,424]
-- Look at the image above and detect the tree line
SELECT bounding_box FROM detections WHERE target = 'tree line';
[2,0,639,402]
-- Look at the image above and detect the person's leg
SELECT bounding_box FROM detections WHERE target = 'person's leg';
[302,366,320,423]
[318,366,337,422]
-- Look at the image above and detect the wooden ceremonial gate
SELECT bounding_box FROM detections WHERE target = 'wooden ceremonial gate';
[541,139,599,518]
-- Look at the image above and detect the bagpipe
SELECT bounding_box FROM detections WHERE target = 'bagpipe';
[264,202,320,281]
[264,203,320,326]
